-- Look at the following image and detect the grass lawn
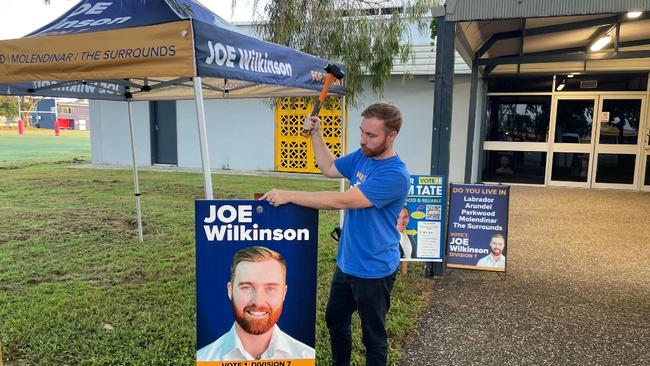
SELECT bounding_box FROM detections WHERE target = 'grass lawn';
[0,128,90,167]
[0,133,434,365]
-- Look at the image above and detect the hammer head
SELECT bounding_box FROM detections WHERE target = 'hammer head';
[324,63,345,80]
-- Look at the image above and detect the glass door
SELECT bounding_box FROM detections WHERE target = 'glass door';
[547,96,598,187]
[591,95,645,189]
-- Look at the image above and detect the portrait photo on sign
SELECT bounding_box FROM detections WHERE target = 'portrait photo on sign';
[195,200,318,364]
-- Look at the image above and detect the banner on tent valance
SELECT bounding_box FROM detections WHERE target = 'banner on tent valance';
[0,21,195,83]
[193,21,344,95]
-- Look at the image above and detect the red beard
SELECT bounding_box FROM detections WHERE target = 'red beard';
[232,302,283,335]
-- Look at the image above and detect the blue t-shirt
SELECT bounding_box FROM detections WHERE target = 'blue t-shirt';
[334,148,410,278]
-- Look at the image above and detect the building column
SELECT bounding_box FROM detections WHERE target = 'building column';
[427,15,455,278]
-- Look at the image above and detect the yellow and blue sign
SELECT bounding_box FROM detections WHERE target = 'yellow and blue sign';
[195,200,318,365]
[403,175,447,262]
[446,184,510,272]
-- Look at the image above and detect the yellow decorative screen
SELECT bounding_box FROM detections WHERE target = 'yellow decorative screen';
[275,97,345,173]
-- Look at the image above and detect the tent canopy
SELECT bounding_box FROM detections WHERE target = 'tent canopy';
[0,0,344,100]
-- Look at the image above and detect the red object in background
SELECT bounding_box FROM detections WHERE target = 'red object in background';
[56,118,73,129]
[18,118,24,135]
[54,120,60,136]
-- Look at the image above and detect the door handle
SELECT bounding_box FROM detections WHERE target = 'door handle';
[155,124,160,132]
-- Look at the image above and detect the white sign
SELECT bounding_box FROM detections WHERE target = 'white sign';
[600,111,610,123]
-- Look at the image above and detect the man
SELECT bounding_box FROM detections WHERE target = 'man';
[196,246,315,361]
[397,206,417,259]
[261,102,410,366]
[476,233,507,268]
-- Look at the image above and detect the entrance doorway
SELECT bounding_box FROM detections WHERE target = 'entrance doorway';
[149,101,178,165]
[548,94,646,189]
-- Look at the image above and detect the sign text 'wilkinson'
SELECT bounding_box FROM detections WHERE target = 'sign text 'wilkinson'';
[202,204,309,242]
[205,41,293,77]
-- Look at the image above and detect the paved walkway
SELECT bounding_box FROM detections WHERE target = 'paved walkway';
[400,186,650,366]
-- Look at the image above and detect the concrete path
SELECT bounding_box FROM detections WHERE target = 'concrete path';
[400,186,650,366]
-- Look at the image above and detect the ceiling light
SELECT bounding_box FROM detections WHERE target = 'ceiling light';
[567,74,575,78]
[556,78,566,91]
[590,36,612,51]
[627,11,643,18]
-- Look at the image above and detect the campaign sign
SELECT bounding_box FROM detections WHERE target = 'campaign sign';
[196,200,318,366]
[446,184,510,272]
[401,175,447,262]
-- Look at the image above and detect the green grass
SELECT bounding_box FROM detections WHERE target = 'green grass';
[0,133,434,365]
[0,128,90,167]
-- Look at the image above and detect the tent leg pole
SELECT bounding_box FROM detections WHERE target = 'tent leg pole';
[193,76,214,199]
[127,101,144,242]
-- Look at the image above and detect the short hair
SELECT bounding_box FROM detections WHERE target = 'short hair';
[361,102,403,133]
[490,233,505,242]
[230,246,287,282]
[400,206,410,214]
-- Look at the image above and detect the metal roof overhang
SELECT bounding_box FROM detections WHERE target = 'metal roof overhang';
[435,0,650,75]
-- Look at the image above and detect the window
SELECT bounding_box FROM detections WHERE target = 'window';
[554,99,593,143]
[555,73,647,92]
[599,99,641,145]
[486,96,551,142]
[488,76,553,92]
[482,150,546,185]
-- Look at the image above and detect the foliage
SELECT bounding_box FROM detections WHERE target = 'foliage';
[19,96,37,127]
[0,133,435,365]
[0,97,18,118]
[252,0,437,105]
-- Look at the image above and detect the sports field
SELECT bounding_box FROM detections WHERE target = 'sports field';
[0,128,90,166]
[0,130,433,365]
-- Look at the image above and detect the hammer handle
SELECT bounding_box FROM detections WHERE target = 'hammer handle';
[302,73,336,137]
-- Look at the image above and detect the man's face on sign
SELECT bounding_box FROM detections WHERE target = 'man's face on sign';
[490,236,505,257]
[228,260,287,335]
[397,208,409,231]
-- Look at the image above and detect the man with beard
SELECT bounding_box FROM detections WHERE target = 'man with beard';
[476,233,507,269]
[196,246,315,361]
[261,102,410,366]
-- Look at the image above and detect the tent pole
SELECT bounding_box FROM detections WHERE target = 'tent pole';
[339,95,346,228]
[127,100,144,242]
[193,76,214,199]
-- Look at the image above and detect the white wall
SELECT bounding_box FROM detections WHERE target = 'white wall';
[89,74,473,178]
[176,98,275,170]
[449,74,471,183]
[347,74,471,182]
[90,100,151,166]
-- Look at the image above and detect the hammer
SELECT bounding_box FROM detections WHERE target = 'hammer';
[302,63,345,136]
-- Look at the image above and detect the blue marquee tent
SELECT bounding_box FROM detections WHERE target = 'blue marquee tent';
[0,0,345,241]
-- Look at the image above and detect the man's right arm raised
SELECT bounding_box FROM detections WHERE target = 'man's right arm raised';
[304,116,342,178]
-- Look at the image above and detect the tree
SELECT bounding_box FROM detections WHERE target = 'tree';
[0,97,19,118]
[249,0,437,104]
[19,96,37,127]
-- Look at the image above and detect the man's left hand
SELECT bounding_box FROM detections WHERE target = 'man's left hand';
[259,189,291,207]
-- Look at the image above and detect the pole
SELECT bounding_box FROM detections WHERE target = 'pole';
[127,101,144,242]
[17,96,21,122]
[193,77,214,199]
[426,15,456,278]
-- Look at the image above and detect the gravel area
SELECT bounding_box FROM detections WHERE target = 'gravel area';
[400,186,650,366]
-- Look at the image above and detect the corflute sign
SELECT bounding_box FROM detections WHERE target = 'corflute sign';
[446,184,510,272]
[195,200,318,366]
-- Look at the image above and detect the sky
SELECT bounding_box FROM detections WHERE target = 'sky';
[0,0,263,40]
